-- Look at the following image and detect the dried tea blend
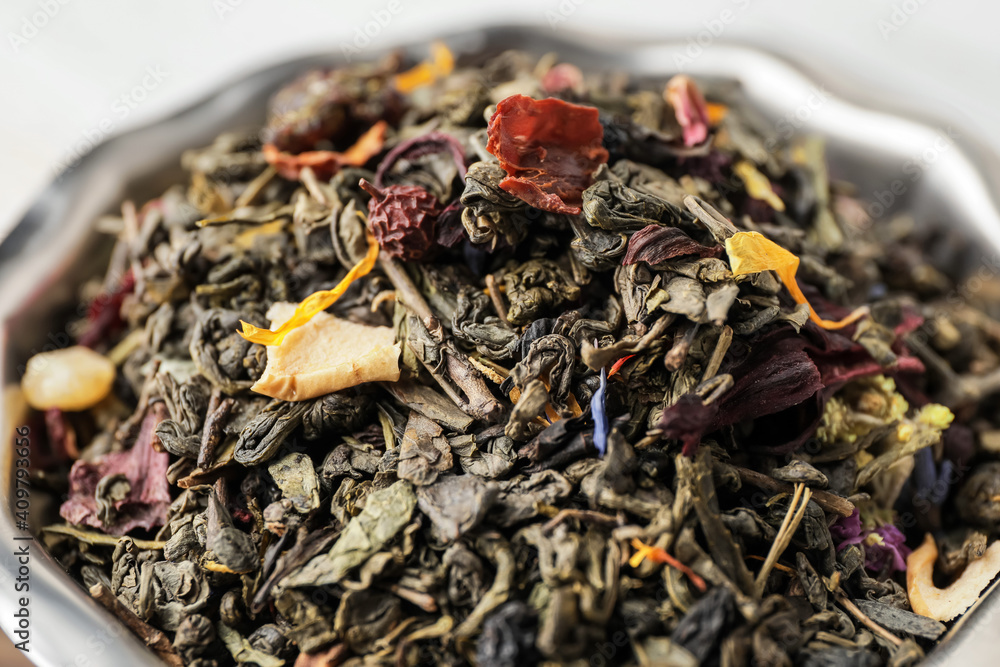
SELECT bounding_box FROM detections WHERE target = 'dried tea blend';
[20,42,1000,666]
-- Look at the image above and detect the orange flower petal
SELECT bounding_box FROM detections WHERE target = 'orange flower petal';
[239,230,380,346]
[393,41,454,93]
[629,538,707,592]
[263,121,388,180]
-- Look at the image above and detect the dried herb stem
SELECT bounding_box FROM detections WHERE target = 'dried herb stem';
[702,325,733,383]
[235,164,278,207]
[89,582,184,666]
[734,465,854,517]
[835,591,903,647]
[542,509,623,534]
[378,254,440,334]
[754,483,812,597]
[485,273,512,327]
[293,165,326,206]
[121,200,145,298]
[43,524,166,549]
[684,195,738,241]
[664,323,699,371]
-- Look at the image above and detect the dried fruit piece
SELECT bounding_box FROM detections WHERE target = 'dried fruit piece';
[250,302,401,401]
[262,120,387,180]
[725,231,867,330]
[359,178,440,261]
[239,230,379,346]
[486,94,609,214]
[21,346,116,411]
[907,533,1000,621]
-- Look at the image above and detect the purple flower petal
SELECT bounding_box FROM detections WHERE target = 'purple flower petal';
[59,407,170,535]
[830,508,863,546]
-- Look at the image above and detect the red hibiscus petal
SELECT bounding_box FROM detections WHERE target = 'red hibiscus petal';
[622,225,722,265]
[486,95,609,215]
[59,407,170,535]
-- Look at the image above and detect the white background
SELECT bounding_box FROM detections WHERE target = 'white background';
[0,0,997,240]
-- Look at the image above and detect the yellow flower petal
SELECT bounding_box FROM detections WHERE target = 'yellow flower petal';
[238,230,380,346]
[725,231,867,330]
[734,160,785,212]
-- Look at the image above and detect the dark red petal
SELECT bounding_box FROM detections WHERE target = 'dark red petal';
[658,394,720,456]
[622,225,721,265]
[714,330,823,428]
[59,407,170,535]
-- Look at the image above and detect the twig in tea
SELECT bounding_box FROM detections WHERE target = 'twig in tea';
[754,483,812,597]
[90,582,184,667]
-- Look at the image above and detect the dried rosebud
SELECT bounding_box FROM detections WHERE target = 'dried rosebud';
[360,178,440,261]
[486,94,608,214]
[541,63,584,95]
[664,74,711,147]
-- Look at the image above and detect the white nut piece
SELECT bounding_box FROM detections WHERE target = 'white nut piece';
[907,533,1000,622]
[21,345,116,411]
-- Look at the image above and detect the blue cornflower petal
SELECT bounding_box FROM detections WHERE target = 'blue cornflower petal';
[591,367,609,457]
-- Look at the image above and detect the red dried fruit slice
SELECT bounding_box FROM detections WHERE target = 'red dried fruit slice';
[486,94,608,215]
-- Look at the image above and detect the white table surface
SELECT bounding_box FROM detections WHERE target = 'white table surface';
[0,0,997,241]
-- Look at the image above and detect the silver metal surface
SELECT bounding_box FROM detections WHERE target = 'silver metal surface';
[1,26,998,667]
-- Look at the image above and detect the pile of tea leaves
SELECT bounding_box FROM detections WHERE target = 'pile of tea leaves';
[26,45,1000,667]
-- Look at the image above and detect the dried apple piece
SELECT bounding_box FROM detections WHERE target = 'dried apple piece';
[250,302,401,402]
[907,533,1000,621]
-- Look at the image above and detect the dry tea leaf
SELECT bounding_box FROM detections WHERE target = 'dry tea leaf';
[284,480,416,587]
[268,452,321,513]
[251,301,400,401]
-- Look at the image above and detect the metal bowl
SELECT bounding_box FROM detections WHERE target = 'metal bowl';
[1,26,998,667]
